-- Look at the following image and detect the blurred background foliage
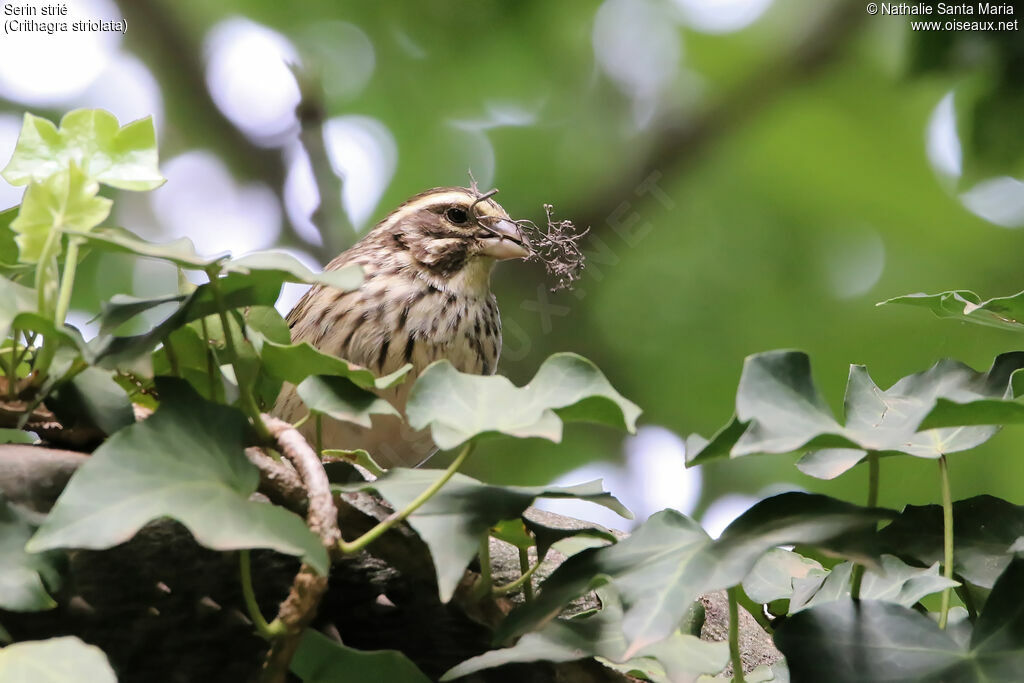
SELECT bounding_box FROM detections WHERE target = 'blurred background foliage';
[2,0,1023,533]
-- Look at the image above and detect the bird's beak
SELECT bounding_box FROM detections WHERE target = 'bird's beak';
[478,218,531,260]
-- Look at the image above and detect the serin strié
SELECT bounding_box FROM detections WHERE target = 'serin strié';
[273,186,529,468]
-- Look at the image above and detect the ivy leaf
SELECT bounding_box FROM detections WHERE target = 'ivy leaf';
[46,366,134,437]
[776,557,1024,681]
[742,548,826,604]
[499,493,889,658]
[0,636,117,682]
[224,251,363,292]
[69,228,223,270]
[880,289,1024,332]
[296,375,401,428]
[788,555,958,613]
[1,110,164,191]
[27,379,328,575]
[0,276,39,342]
[406,353,641,449]
[687,351,1024,477]
[0,207,18,265]
[442,587,728,682]
[260,340,411,390]
[0,497,62,612]
[878,495,1024,603]
[334,471,629,601]
[11,163,111,264]
[290,629,430,683]
[774,600,969,682]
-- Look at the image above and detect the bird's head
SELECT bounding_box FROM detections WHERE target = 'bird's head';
[368,187,530,290]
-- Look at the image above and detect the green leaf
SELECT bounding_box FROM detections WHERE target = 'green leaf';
[774,600,970,682]
[499,492,890,658]
[290,629,430,683]
[776,558,1024,681]
[407,353,641,449]
[687,351,1024,475]
[0,497,61,611]
[0,276,39,342]
[260,340,411,390]
[879,495,1024,596]
[881,289,1024,332]
[0,636,117,682]
[334,471,629,601]
[2,110,164,191]
[224,251,363,291]
[321,449,386,478]
[0,207,18,265]
[46,366,134,437]
[27,379,327,574]
[11,163,111,264]
[787,555,958,613]
[0,429,38,445]
[742,548,826,604]
[69,228,224,270]
[442,587,729,682]
[296,375,400,428]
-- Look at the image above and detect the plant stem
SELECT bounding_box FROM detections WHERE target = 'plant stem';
[850,451,880,601]
[292,411,311,430]
[727,586,746,683]
[493,551,541,597]
[163,335,181,377]
[239,550,285,639]
[199,316,219,400]
[315,413,323,456]
[53,239,81,327]
[206,269,269,440]
[938,454,954,629]
[472,535,493,599]
[339,441,475,555]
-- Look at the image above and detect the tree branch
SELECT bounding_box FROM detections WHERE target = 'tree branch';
[574,0,865,233]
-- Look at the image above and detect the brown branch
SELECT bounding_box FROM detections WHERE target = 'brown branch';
[258,415,340,683]
[574,0,866,233]
[246,446,307,511]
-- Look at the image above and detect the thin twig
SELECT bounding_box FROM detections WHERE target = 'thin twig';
[255,415,341,683]
[938,454,954,629]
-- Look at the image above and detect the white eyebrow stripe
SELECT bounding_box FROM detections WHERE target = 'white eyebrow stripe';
[376,191,507,232]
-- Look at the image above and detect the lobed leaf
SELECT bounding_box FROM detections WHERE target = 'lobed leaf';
[406,353,640,449]
[290,629,431,683]
[0,636,117,682]
[1,110,164,191]
[11,163,111,264]
[28,379,327,574]
[0,497,62,612]
[687,350,1024,476]
[443,587,728,682]
[260,340,410,390]
[295,375,400,428]
[880,289,1024,332]
[499,492,890,658]
[878,495,1024,597]
[775,557,1024,681]
[334,471,628,602]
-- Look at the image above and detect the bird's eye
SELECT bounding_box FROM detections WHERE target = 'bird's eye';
[445,207,470,225]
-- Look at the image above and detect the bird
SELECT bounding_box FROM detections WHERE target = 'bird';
[273,186,530,468]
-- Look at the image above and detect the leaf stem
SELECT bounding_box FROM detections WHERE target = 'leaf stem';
[850,451,880,601]
[938,454,954,629]
[162,335,181,377]
[472,534,493,599]
[206,269,270,441]
[53,238,81,327]
[727,586,746,683]
[338,441,475,555]
[493,550,541,597]
[292,411,311,430]
[239,550,285,639]
[315,413,323,456]
[199,316,219,400]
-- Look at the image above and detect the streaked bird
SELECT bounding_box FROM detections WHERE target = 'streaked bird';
[273,186,529,467]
